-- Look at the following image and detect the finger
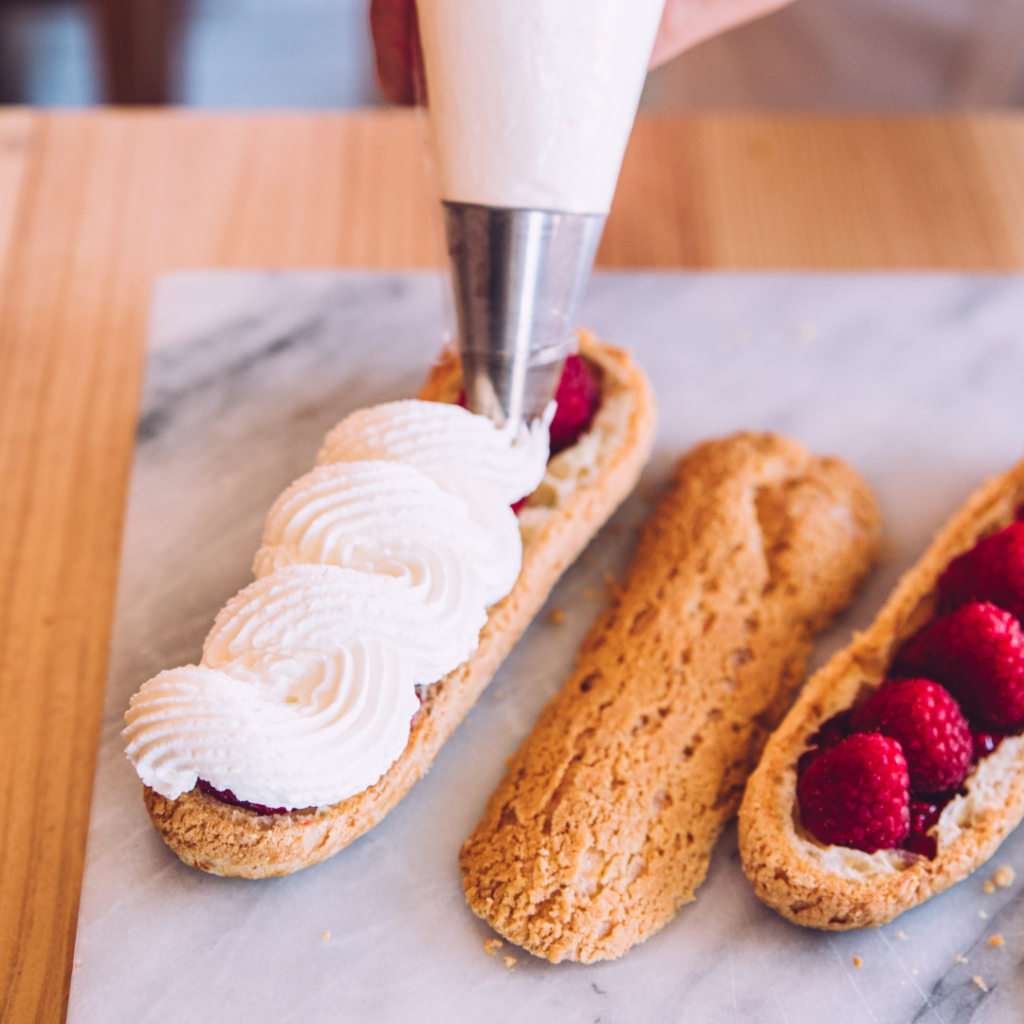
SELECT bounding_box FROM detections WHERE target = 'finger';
[370,0,418,105]
[649,0,795,68]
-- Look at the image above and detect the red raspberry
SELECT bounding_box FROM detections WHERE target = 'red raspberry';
[849,678,972,795]
[939,522,1024,623]
[797,733,910,852]
[894,602,1024,730]
[548,354,600,454]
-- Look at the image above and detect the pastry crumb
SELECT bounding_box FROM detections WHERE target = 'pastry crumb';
[503,956,517,969]
[895,930,908,941]
[547,608,566,625]
[983,880,996,894]
[484,939,503,956]
[979,910,989,920]
[973,975,988,993]
[956,953,969,964]
[321,931,331,942]
[994,865,1015,888]
[852,957,862,968]
[581,587,600,601]
[988,935,1004,948]
[72,961,82,970]
[602,571,617,589]
[493,689,504,700]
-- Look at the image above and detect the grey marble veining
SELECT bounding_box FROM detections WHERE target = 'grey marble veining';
[69,270,1024,1024]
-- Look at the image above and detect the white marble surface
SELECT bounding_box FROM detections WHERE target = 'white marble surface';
[69,270,1024,1024]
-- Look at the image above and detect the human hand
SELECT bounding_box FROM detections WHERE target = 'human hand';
[370,0,796,105]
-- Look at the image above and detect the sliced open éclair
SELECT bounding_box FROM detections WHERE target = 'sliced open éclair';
[739,453,1024,930]
[142,333,656,878]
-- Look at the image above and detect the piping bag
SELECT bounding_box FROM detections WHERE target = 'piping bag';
[416,0,667,431]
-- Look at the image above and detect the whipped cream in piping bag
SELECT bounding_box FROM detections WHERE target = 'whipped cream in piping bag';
[417,0,667,213]
[124,400,549,811]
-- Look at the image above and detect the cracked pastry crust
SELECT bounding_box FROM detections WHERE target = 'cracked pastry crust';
[739,453,1024,930]
[141,334,657,878]
[459,433,882,962]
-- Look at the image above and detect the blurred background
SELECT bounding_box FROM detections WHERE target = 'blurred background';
[2,0,1023,109]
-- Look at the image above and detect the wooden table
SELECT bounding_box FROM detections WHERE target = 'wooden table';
[2,109,1024,1023]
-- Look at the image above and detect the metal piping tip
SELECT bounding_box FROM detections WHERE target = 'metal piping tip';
[443,202,605,431]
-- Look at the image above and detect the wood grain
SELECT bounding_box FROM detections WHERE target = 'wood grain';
[1,109,1024,1023]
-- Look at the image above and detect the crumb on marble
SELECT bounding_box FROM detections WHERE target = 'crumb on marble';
[504,956,517,969]
[973,975,988,993]
[484,939,503,956]
[493,689,504,700]
[956,953,969,964]
[979,910,989,919]
[988,935,1004,948]
[853,957,862,968]
[895,931,908,941]
[321,931,331,942]
[983,880,996,895]
[72,961,82,970]
[547,608,566,625]
[602,571,616,589]
[994,865,1015,888]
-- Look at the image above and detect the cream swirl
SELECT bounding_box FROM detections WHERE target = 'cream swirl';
[123,641,417,807]
[317,399,550,506]
[124,398,549,811]
[253,461,519,607]
[204,564,486,687]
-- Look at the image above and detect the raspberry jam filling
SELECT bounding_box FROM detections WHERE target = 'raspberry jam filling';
[797,521,1024,858]
[196,779,289,816]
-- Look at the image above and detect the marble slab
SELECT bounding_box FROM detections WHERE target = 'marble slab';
[69,270,1024,1024]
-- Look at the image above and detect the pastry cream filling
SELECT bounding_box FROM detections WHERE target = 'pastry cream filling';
[124,400,549,811]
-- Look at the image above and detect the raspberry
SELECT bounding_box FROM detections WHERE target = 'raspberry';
[850,678,972,795]
[894,602,1024,730]
[548,354,600,454]
[797,733,910,852]
[939,522,1024,624]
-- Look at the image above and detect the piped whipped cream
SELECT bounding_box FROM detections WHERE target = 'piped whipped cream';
[124,400,549,811]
